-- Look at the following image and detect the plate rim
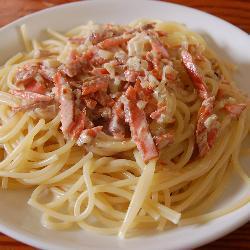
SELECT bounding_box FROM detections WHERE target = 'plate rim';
[0,203,248,250]
[0,0,249,36]
[0,1,249,249]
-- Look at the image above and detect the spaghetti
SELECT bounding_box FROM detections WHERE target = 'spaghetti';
[0,20,249,238]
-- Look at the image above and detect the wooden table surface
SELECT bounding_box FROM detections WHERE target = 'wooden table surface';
[0,0,249,249]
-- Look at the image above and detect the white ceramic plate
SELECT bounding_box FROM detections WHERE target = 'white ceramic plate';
[0,1,249,249]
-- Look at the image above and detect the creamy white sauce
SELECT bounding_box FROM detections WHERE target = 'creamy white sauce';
[204,114,217,129]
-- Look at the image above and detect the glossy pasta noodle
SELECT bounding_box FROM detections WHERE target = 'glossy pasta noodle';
[0,19,249,238]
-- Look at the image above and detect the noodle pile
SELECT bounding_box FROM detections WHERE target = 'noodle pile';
[0,20,249,238]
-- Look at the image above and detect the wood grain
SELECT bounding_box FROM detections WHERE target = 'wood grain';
[0,0,77,28]
[165,0,250,33]
[0,0,249,249]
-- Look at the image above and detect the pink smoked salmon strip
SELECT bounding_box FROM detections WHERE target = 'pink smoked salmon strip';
[25,81,46,94]
[224,103,247,118]
[149,35,169,59]
[150,106,167,121]
[109,100,125,139]
[15,64,38,85]
[82,78,109,96]
[154,132,174,150]
[12,100,54,112]
[98,35,132,49]
[67,111,86,139]
[54,72,74,134]
[123,86,158,162]
[196,97,219,157]
[181,49,209,100]
[10,89,52,102]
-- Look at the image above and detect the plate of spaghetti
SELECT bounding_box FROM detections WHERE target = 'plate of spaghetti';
[0,0,249,249]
